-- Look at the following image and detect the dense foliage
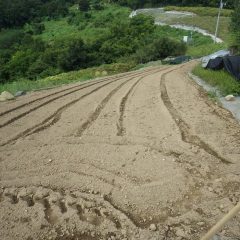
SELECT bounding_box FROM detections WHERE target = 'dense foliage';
[0,0,235,29]
[0,0,75,29]
[230,0,240,51]
[0,5,187,84]
[111,0,234,9]
[1,0,230,84]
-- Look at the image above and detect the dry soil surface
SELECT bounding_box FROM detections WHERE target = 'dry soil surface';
[0,62,239,240]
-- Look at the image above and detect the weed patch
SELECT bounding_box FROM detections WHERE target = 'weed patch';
[192,64,240,96]
[0,62,136,95]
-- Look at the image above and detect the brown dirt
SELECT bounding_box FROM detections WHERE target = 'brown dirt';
[0,62,239,240]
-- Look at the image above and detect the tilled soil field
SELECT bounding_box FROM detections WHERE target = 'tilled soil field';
[0,62,239,240]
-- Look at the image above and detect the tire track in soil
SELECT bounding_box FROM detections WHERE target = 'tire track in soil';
[76,77,135,137]
[0,69,147,118]
[117,67,171,136]
[0,68,158,129]
[0,80,117,147]
[117,77,142,136]
[0,70,158,146]
[0,155,148,187]
[26,79,125,136]
[0,78,113,127]
[69,170,122,189]
[0,168,121,190]
[103,194,138,227]
[1,186,137,231]
[160,69,233,164]
[76,69,161,137]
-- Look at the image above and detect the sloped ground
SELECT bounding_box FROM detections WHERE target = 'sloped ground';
[130,8,228,43]
[0,62,239,240]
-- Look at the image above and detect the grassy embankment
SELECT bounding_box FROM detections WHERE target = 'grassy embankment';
[163,6,232,43]
[139,6,229,56]
[162,6,240,96]
[192,65,240,96]
[0,62,136,94]
[154,25,226,57]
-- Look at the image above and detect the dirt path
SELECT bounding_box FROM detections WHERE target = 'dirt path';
[0,62,239,240]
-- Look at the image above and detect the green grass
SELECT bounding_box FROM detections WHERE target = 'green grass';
[38,4,130,42]
[0,62,136,95]
[155,25,213,44]
[165,15,231,43]
[192,64,240,95]
[37,19,81,42]
[137,7,231,57]
[16,4,229,59]
[187,43,227,58]
[154,25,226,57]
[207,90,219,102]
[132,60,162,70]
[39,18,109,43]
[164,6,233,17]
[154,25,194,41]
[145,6,232,43]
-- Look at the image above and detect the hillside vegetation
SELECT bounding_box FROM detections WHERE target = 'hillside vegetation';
[193,65,240,96]
[1,3,192,86]
[164,6,233,17]
[164,7,231,43]
[1,2,216,88]
[137,6,231,43]
[0,0,238,94]
[115,0,235,9]
[0,62,136,94]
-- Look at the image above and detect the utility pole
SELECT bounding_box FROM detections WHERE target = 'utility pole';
[214,0,224,43]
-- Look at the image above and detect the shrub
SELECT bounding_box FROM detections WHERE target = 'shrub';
[79,0,90,12]
[58,38,87,71]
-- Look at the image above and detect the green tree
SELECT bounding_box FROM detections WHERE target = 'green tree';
[152,37,186,59]
[90,0,103,10]
[0,0,70,28]
[79,0,90,11]
[59,38,87,71]
[230,0,240,51]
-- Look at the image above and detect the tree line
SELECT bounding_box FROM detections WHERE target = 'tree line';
[0,11,186,83]
[0,0,235,29]
[0,0,239,84]
[109,0,235,9]
[0,0,75,29]
[231,0,240,51]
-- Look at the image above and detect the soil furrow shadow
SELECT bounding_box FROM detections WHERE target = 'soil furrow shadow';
[117,78,142,136]
[0,67,160,120]
[0,76,125,129]
[0,70,146,118]
[0,70,159,147]
[69,170,122,189]
[0,80,122,146]
[25,80,120,136]
[76,78,135,137]
[103,194,138,227]
[117,67,170,136]
[0,68,159,129]
[76,69,162,137]
[160,69,232,164]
